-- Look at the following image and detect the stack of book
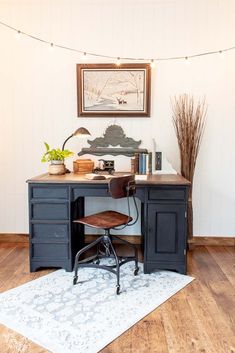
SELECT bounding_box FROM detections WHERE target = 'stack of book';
[131,152,152,175]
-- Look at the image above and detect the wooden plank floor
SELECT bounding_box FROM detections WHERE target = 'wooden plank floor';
[0,244,234,353]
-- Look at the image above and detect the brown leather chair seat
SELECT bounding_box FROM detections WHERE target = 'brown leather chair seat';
[74,210,133,229]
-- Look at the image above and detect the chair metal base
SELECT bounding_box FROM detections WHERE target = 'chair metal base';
[73,230,139,295]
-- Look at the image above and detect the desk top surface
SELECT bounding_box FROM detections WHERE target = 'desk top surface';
[27,173,190,186]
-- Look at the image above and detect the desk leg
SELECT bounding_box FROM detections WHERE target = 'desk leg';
[71,197,85,268]
[141,201,148,273]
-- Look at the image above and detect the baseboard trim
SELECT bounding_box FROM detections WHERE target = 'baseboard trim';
[0,233,142,245]
[0,234,234,247]
[0,233,29,244]
[189,236,235,247]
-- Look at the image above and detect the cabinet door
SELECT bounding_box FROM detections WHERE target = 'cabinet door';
[147,203,186,262]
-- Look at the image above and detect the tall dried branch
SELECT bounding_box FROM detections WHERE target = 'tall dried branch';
[171,94,207,239]
[171,94,206,183]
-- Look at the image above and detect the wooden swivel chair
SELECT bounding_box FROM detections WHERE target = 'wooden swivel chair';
[73,174,139,294]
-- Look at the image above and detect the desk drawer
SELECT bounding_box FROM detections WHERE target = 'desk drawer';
[31,186,68,199]
[31,202,69,220]
[73,186,109,199]
[148,187,186,201]
[31,243,69,259]
[32,223,69,240]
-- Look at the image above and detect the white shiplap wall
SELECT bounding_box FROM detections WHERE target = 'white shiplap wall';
[0,0,235,236]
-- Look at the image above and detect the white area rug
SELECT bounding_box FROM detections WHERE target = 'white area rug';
[0,261,193,353]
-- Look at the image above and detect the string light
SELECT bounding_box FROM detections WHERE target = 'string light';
[150,59,155,68]
[81,52,87,61]
[185,56,190,65]
[49,42,54,51]
[1,19,235,63]
[14,30,21,39]
[116,57,121,66]
[219,50,224,59]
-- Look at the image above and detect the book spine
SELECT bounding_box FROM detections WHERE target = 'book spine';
[142,154,146,174]
[146,153,149,174]
[134,153,139,174]
[148,152,152,174]
[138,153,142,174]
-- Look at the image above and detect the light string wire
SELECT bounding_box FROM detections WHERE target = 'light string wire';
[1,19,235,62]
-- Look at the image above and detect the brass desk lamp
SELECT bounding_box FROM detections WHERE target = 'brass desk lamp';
[62,127,91,172]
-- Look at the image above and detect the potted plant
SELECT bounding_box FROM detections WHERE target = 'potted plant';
[41,142,74,175]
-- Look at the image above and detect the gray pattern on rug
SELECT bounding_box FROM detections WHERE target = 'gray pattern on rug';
[0,260,193,353]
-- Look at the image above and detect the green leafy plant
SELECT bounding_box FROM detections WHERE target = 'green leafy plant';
[41,142,74,163]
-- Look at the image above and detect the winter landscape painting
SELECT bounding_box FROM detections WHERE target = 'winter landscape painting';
[77,64,151,117]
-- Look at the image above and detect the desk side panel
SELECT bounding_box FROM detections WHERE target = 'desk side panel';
[28,183,73,272]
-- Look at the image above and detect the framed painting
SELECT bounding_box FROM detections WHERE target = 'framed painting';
[77,63,151,117]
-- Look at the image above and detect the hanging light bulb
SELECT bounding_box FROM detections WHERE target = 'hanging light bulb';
[81,52,87,61]
[116,57,121,66]
[185,56,190,65]
[150,59,155,68]
[219,50,224,59]
[15,30,22,39]
[49,43,54,51]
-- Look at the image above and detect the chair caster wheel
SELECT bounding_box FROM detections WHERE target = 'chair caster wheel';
[116,285,121,295]
[134,267,139,276]
[73,276,78,285]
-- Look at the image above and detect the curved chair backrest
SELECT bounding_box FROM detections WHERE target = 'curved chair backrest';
[108,174,136,199]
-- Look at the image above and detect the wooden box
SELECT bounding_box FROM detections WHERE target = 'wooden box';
[73,159,94,174]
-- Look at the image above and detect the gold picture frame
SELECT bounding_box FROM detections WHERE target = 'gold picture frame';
[77,63,151,117]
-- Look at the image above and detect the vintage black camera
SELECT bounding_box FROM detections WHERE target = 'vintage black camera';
[93,159,115,174]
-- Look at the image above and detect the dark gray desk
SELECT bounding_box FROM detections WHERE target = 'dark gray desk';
[27,173,190,274]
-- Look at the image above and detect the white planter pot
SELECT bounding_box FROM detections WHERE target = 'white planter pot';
[51,160,64,165]
[49,162,66,175]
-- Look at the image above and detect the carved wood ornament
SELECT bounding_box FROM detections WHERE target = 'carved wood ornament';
[78,124,148,157]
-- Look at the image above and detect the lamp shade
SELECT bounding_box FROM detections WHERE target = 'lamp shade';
[62,127,91,151]
[73,127,91,138]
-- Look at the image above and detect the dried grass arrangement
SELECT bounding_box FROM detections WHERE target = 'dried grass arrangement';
[171,94,207,241]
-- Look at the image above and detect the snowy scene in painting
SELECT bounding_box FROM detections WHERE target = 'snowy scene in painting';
[82,69,146,112]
